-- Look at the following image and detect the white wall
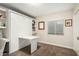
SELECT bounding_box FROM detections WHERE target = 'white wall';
[8,10,32,53]
[36,10,73,49]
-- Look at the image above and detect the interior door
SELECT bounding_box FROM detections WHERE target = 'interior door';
[73,11,79,55]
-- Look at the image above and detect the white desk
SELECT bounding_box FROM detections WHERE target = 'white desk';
[19,36,38,54]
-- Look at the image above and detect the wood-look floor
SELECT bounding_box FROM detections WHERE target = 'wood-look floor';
[9,42,77,56]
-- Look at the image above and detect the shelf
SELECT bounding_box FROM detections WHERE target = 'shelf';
[0,26,6,29]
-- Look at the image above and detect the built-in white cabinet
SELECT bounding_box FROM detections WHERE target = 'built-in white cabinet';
[8,10,33,53]
[0,6,33,54]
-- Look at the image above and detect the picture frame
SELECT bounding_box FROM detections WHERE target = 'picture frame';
[38,21,45,30]
[32,20,35,31]
[65,19,72,27]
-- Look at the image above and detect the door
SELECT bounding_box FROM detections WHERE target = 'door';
[73,11,79,55]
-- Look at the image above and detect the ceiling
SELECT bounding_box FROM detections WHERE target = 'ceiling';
[0,3,75,17]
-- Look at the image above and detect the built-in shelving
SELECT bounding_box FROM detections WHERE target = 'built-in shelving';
[0,8,6,29]
[0,7,7,38]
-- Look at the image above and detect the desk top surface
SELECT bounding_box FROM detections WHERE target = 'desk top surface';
[19,36,39,40]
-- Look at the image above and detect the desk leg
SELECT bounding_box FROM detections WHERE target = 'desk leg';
[31,39,37,54]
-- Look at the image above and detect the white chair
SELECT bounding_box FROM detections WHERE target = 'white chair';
[0,39,6,56]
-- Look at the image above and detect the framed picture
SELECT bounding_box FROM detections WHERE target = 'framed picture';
[38,21,45,30]
[65,19,72,27]
[32,20,35,31]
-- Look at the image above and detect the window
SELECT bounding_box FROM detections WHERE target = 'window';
[48,20,64,35]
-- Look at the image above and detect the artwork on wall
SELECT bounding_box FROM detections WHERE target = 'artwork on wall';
[38,21,45,30]
[32,20,35,31]
[65,19,72,27]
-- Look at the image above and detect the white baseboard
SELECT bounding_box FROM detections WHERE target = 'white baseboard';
[38,41,73,49]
